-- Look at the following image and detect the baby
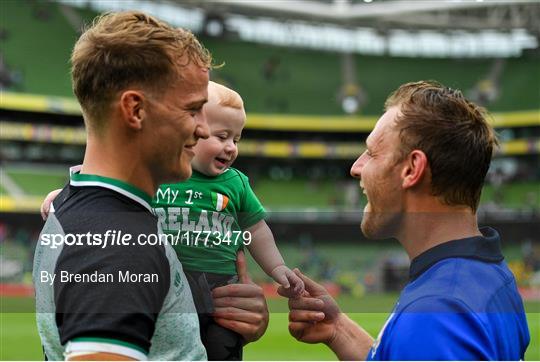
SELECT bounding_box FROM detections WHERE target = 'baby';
[153,81,304,359]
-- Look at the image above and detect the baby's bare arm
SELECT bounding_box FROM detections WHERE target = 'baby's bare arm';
[246,220,304,294]
[246,220,285,275]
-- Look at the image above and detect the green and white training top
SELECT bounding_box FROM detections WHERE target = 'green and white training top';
[33,171,206,360]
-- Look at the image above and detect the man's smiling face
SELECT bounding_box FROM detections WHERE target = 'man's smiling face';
[350,106,406,239]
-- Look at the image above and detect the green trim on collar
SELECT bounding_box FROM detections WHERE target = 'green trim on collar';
[70,172,153,208]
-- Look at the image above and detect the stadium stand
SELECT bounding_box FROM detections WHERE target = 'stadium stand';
[0,0,538,306]
[0,2,539,359]
[1,2,539,115]
[1,90,538,212]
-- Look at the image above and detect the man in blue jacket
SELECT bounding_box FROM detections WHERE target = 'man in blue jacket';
[280,81,530,360]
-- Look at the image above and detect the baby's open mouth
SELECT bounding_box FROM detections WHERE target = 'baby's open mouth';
[216,157,229,165]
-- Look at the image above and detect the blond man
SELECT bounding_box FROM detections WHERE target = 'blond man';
[33,11,267,361]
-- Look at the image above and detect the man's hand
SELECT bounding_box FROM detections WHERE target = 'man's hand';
[279,269,373,360]
[40,188,62,221]
[277,269,341,345]
[212,250,269,344]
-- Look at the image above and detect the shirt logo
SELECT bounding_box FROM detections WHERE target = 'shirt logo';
[212,192,230,211]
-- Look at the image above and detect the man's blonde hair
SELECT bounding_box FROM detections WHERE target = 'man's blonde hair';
[71,11,212,130]
[208,81,244,110]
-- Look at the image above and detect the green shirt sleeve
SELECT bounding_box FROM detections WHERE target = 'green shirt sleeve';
[237,172,266,229]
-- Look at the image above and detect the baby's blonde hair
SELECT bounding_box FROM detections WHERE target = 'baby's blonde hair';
[208,81,244,110]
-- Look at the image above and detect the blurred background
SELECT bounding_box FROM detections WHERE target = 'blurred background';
[0,0,539,359]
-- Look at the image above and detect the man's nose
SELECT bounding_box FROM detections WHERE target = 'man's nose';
[350,152,366,179]
[195,112,209,139]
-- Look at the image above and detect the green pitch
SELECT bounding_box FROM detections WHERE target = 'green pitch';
[1,296,538,360]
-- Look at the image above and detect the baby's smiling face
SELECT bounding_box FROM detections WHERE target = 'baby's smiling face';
[191,98,246,176]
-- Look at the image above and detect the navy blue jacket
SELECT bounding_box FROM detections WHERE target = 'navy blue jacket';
[367,227,530,360]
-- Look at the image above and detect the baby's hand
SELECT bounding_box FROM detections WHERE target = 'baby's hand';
[270,265,305,297]
[41,188,62,221]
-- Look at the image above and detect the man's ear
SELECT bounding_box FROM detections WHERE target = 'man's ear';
[119,90,145,130]
[401,150,428,189]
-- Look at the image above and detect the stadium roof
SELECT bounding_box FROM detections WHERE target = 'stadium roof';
[188,0,540,33]
[187,0,540,32]
[62,0,540,57]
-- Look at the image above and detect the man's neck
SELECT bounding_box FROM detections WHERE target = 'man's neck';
[80,135,155,197]
[397,206,482,260]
